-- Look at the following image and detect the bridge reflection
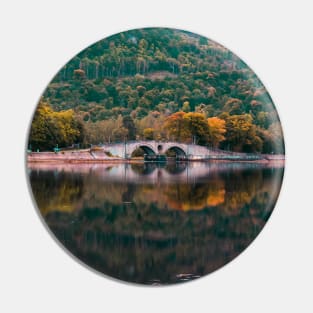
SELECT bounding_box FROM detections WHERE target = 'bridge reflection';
[29,161,284,284]
[131,162,187,175]
[28,161,283,184]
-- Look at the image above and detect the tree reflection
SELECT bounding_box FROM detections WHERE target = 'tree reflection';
[30,163,284,215]
[130,163,157,175]
[29,162,284,284]
[164,162,187,174]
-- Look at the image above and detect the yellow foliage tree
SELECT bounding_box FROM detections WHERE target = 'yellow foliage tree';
[29,99,82,150]
[207,117,226,148]
[183,112,209,145]
[143,128,154,140]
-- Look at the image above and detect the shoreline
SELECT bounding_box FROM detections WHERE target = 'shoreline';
[27,155,285,165]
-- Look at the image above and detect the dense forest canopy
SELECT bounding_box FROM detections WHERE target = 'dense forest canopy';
[29,28,284,153]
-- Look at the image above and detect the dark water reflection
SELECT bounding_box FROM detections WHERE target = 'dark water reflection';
[28,161,284,285]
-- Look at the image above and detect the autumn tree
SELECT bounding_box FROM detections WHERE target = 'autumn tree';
[52,109,83,147]
[223,98,243,115]
[143,128,154,140]
[195,103,214,117]
[29,99,82,151]
[29,100,56,150]
[83,119,116,144]
[112,115,128,141]
[39,29,284,154]
[183,112,209,145]
[137,111,166,140]
[164,111,190,142]
[113,127,128,142]
[207,117,226,148]
[182,101,191,112]
[221,113,262,152]
[164,112,210,145]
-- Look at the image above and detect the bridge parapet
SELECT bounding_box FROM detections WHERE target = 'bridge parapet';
[98,140,211,159]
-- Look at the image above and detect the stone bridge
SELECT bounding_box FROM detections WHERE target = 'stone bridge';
[98,140,211,159]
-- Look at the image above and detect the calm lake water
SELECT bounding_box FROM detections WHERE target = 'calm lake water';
[28,161,284,285]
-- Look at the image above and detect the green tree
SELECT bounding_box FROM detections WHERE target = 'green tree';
[73,69,86,80]
[268,122,284,154]
[122,115,136,140]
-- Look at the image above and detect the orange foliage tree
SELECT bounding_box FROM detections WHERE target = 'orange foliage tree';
[164,111,191,142]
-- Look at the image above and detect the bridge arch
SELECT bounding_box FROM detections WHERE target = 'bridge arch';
[165,146,187,157]
[130,144,157,156]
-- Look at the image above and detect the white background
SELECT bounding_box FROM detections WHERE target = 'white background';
[1,0,312,312]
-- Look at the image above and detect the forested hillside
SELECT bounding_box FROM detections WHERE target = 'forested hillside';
[29,28,284,153]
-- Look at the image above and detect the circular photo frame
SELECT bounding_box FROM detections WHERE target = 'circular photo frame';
[26,27,285,285]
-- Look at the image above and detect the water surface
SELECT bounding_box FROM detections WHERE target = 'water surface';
[28,161,284,285]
